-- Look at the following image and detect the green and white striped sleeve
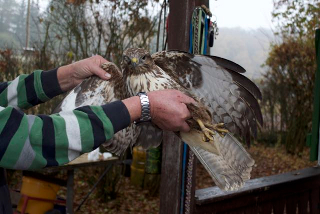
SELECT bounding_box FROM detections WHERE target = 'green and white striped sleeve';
[0,69,63,109]
[0,70,131,170]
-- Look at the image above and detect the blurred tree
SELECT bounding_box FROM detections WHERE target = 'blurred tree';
[14,0,27,45]
[39,0,159,65]
[0,0,42,48]
[0,0,19,34]
[261,0,319,153]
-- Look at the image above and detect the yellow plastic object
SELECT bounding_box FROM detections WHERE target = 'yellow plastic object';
[130,146,146,187]
[17,176,60,214]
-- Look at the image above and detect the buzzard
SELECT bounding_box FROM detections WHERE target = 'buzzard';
[54,48,263,191]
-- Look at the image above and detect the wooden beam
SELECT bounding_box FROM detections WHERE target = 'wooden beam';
[160,1,195,213]
[167,0,195,51]
[161,1,210,213]
[160,132,184,214]
[194,167,320,213]
[310,29,320,161]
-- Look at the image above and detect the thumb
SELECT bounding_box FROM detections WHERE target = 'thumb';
[92,66,111,80]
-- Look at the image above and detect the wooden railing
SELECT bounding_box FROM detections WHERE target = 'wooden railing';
[194,167,320,214]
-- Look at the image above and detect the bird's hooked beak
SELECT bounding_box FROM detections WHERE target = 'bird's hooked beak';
[131,57,138,68]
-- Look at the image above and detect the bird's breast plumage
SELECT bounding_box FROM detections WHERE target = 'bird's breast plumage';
[125,65,180,96]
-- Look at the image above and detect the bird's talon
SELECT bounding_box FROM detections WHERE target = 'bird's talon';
[196,119,229,140]
[205,122,229,136]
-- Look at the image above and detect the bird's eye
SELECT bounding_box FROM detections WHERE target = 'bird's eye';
[123,56,131,64]
[141,55,146,60]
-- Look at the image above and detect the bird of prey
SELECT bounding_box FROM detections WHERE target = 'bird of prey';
[54,48,263,191]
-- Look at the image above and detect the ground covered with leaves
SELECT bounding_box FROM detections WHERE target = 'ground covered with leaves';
[8,144,317,214]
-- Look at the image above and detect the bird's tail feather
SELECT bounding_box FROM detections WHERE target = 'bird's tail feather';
[188,133,254,191]
[134,123,163,150]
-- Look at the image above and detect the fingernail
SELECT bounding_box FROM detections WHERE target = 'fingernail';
[105,73,111,78]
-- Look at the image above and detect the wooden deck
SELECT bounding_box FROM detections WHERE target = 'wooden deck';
[194,167,320,213]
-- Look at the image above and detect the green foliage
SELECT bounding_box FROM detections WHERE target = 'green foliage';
[261,0,318,154]
[272,0,320,38]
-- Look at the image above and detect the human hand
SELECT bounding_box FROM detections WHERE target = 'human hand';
[57,55,110,91]
[148,89,195,132]
[122,89,195,132]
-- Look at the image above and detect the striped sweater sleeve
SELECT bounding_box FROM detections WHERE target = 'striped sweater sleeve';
[0,70,131,170]
[0,101,130,170]
[0,69,63,109]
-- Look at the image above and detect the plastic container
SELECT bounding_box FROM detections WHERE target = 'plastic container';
[145,147,161,174]
[130,146,146,187]
[17,176,60,214]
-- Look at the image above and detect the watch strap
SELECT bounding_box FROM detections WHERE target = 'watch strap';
[134,92,151,124]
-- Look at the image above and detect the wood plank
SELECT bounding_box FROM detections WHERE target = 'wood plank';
[309,188,319,214]
[228,209,244,214]
[297,191,309,214]
[195,168,320,213]
[196,167,320,205]
[160,132,184,214]
[273,198,286,214]
[286,196,298,214]
[259,202,272,214]
[44,154,118,171]
[244,206,259,214]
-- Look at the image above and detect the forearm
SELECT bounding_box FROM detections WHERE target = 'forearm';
[0,101,130,170]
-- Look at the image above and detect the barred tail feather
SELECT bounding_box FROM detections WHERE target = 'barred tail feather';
[189,133,254,191]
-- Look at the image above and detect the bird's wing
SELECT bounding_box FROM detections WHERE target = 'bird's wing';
[53,62,140,156]
[152,51,261,190]
[152,51,263,144]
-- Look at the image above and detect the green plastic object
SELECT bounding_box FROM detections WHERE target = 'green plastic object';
[145,147,162,174]
[309,29,320,161]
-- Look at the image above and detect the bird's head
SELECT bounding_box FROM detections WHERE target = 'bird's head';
[121,48,154,75]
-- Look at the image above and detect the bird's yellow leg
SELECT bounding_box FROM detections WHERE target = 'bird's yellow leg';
[196,119,215,142]
[204,122,229,137]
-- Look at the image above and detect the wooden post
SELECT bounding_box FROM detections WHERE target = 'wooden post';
[160,0,195,213]
[160,132,184,214]
[310,29,320,162]
[160,0,208,213]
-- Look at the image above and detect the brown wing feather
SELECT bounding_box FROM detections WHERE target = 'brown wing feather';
[53,62,140,156]
[152,51,263,144]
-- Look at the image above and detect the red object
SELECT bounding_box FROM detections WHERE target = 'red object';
[16,194,66,214]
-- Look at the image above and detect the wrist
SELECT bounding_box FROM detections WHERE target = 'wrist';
[57,64,74,91]
[122,96,141,123]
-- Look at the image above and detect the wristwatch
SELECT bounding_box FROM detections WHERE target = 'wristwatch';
[134,92,151,124]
